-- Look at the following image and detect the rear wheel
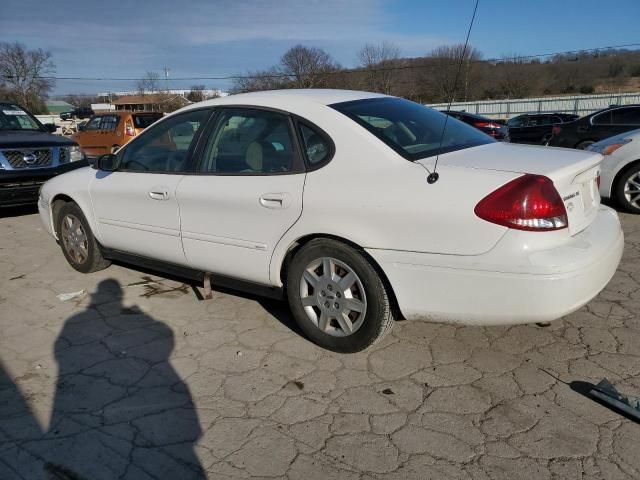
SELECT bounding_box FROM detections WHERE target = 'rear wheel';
[286,239,394,353]
[615,164,640,214]
[56,203,111,273]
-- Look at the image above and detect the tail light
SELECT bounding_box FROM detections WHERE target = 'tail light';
[552,126,562,136]
[474,174,568,231]
[475,121,502,129]
[125,121,135,136]
[596,174,601,188]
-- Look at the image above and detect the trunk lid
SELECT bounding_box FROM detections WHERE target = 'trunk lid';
[421,142,602,236]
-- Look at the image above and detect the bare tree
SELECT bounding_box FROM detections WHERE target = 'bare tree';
[426,44,482,102]
[357,41,401,94]
[231,67,286,93]
[280,45,339,88]
[136,71,160,95]
[186,85,206,102]
[0,42,55,113]
[496,54,537,98]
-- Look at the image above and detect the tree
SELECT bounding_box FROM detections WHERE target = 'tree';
[357,41,401,94]
[280,45,339,88]
[0,42,55,113]
[186,85,206,102]
[136,71,160,95]
[426,44,482,102]
[496,54,538,99]
[231,67,286,93]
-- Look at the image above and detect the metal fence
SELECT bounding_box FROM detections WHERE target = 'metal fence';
[427,92,640,119]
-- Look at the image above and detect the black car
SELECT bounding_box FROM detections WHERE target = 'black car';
[507,113,579,145]
[443,110,509,141]
[547,105,640,150]
[59,106,94,121]
[0,102,87,207]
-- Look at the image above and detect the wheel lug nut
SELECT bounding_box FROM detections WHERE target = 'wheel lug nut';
[336,292,341,298]
[334,302,339,309]
[324,302,330,308]
[327,285,333,291]
[320,291,326,297]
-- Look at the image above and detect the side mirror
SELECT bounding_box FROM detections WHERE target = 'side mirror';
[44,123,57,133]
[94,153,119,171]
[78,124,87,132]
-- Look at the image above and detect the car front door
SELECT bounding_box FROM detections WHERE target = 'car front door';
[177,107,307,285]
[90,108,213,265]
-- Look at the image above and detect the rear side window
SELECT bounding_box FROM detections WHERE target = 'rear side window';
[331,97,493,160]
[85,116,102,130]
[299,123,331,165]
[507,116,526,127]
[133,114,162,129]
[592,110,612,125]
[611,107,640,125]
[100,115,120,131]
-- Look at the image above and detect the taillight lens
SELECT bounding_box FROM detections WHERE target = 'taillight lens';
[125,122,135,136]
[475,121,502,129]
[552,126,562,136]
[474,174,568,231]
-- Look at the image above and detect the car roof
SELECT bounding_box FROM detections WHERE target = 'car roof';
[187,89,389,110]
[445,110,493,121]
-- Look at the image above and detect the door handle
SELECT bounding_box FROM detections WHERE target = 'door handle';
[149,188,169,200]
[259,193,288,209]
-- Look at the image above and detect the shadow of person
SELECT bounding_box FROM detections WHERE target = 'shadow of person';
[32,279,205,480]
[0,360,47,479]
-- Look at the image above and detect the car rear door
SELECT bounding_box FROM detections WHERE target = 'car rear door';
[609,107,640,136]
[90,108,213,265]
[177,107,306,285]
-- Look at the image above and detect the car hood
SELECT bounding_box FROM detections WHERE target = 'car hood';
[0,130,76,148]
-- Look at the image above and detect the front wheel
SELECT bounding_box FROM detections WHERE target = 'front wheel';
[615,164,640,214]
[286,239,394,353]
[56,202,111,273]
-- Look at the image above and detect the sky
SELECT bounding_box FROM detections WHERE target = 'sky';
[1,0,639,96]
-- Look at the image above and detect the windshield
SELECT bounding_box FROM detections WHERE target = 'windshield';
[331,97,494,160]
[0,104,43,131]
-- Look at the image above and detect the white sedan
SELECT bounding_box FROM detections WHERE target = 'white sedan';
[38,90,623,352]
[588,128,640,214]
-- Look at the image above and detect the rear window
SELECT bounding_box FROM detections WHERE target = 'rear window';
[133,114,162,129]
[331,97,493,161]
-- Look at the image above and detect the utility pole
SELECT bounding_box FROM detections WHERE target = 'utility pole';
[163,67,171,93]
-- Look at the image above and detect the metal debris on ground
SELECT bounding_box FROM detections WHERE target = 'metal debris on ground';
[588,378,640,422]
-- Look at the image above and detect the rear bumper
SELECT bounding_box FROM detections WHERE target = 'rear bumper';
[367,206,623,325]
[0,161,88,207]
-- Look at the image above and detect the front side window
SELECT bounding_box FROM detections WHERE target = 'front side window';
[85,116,102,131]
[331,97,493,160]
[507,116,526,127]
[119,108,211,172]
[200,109,298,174]
[611,107,640,125]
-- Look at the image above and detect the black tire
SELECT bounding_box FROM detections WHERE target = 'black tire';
[614,163,640,214]
[56,202,111,273]
[286,239,394,353]
[576,140,595,150]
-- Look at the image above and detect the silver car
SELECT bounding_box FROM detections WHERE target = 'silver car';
[589,128,640,213]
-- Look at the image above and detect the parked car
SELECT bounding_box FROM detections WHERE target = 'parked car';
[443,110,509,140]
[547,105,640,150]
[507,113,579,145]
[0,102,87,207]
[59,106,94,121]
[587,128,640,213]
[38,90,622,352]
[72,111,162,158]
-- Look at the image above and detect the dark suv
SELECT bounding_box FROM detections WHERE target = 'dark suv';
[507,113,579,145]
[1,102,87,207]
[547,105,640,149]
[59,106,94,120]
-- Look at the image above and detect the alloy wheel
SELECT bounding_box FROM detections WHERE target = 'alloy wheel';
[60,214,88,264]
[624,171,640,209]
[299,256,367,337]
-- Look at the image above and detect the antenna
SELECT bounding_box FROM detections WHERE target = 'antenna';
[428,0,480,185]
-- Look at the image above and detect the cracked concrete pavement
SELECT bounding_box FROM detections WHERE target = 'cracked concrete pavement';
[1,206,639,479]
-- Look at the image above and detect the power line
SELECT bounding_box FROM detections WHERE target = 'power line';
[2,42,640,83]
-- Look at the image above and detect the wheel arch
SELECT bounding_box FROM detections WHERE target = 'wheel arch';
[50,193,99,242]
[277,233,404,320]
